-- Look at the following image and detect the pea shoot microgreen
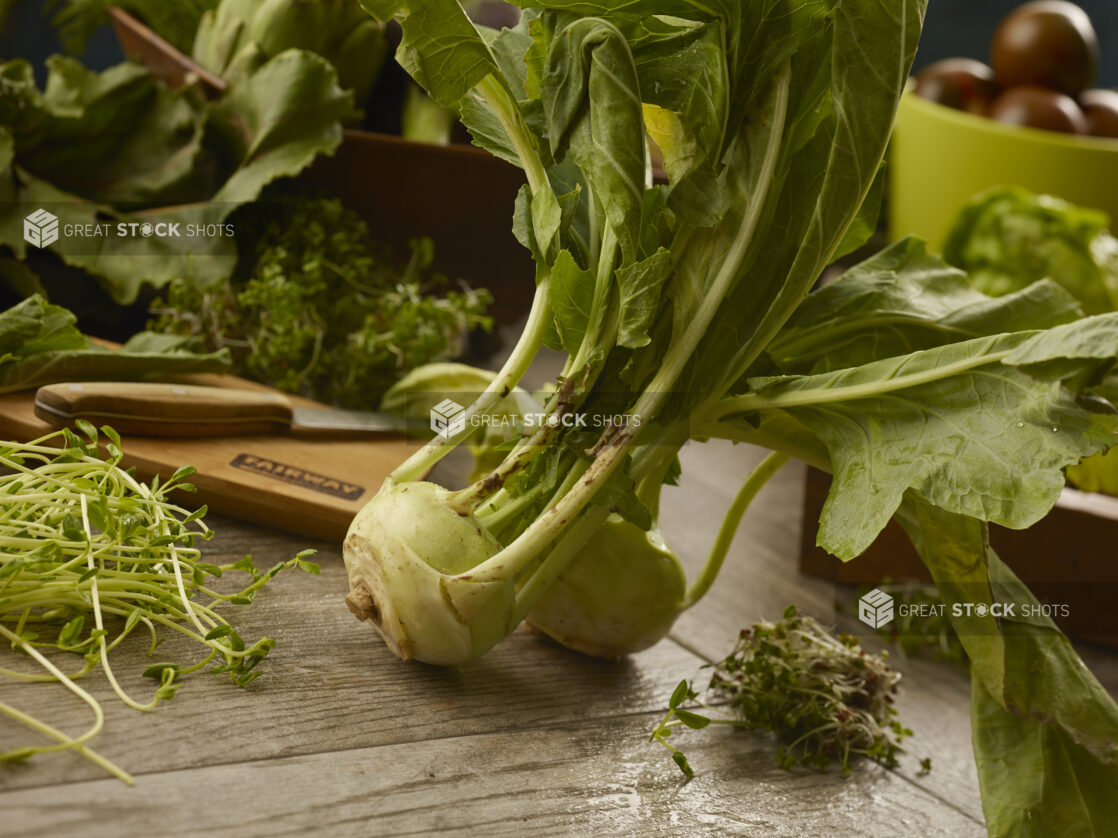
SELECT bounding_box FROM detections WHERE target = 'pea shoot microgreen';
[0,425,318,784]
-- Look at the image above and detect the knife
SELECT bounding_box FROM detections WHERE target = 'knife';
[34,382,411,438]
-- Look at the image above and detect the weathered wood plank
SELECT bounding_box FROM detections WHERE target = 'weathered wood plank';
[0,713,985,838]
[0,530,702,790]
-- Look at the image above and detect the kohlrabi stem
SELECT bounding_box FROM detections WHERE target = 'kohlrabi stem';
[391,272,553,483]
[457,230,621,511]
[510,503,612,624]
[681,451,790,609]
[453,440,631,586]
[709,349,1015,420]
[699,420,830,472]
[625,62,791,427]
[569,226,619,373]
[477,75,547,195]
[454,64,793,584]
[391,75,555,484]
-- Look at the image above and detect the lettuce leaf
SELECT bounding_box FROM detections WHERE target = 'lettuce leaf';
[0,295,229,393]
[0,51,353,304]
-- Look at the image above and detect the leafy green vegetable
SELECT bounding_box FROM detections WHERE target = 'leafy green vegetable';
[0,51,354,303]
[340,0,930,661]
[898,498,1118,837]
[337,4,1118,833]
[149,197,490,409]
[652,606,921,778]
[0,425,317,782]
[0,294,229,393]
[192,0,388,107]
[944,186,1118,316]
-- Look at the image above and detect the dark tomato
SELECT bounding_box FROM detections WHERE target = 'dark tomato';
[915,59,999,113]
[991,1,1099,96]
[988,86,1088,134]
[1080,89,1118,139]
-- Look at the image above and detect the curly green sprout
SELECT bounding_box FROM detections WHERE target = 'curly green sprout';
[0,423,318,783]
[651,606,930,778]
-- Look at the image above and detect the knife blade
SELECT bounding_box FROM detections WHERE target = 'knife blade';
[34,382,411,438]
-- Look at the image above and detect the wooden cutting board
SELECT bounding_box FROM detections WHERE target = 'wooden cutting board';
[0,373,417,541]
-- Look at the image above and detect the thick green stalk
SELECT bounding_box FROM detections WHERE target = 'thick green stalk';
[445,63,793,591]
[709,349,1014,420]
[391,73,555,484]
[391,270,553,483]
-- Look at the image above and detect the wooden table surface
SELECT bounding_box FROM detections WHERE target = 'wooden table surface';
[2,409,1116,835]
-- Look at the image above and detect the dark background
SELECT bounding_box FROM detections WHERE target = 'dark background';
[2,0,1118,87]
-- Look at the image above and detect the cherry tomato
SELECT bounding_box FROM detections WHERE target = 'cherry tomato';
[915,59,999,114]
[1079,89,1118,139]
[988,86,1088,134]
[991,1,1099,96]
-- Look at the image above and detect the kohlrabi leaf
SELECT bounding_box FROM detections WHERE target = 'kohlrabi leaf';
[767,238,1085,373]
[617,248,671,349]
[743,331,1118,559]
[541,17,646,263]
[671,0,925,414]
[549,249,595,353]
[897,498,1118,838]
[629,17,726,225]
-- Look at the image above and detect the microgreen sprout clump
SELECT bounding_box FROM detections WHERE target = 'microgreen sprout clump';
[652,606,926,779]
[0,423,318,783]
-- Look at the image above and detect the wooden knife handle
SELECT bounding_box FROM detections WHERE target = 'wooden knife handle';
[34,382,295,438]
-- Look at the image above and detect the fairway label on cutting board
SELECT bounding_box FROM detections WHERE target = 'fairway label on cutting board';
[230,454,365,501]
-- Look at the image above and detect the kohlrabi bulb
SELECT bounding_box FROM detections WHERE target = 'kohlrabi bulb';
[526,516,686,659]
[343,480,514,665]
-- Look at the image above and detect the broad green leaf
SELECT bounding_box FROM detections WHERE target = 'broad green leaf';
[0,164,238,303]
[745,332,1117,558]
[2,57,208,207]
[209,51,354,203]
[629,18,726,225]
[0,52,352,304]
[361,0,497,109]
[549,249,595,353]
[897,498,1118,838]
[767,238,1084,373]
[542,17,645,262]
[1005,313,1118,368]
[972,681,1118,838]
[667,0,925,417]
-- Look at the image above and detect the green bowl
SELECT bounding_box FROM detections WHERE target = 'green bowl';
[889,90,1118,249]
